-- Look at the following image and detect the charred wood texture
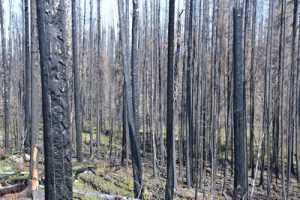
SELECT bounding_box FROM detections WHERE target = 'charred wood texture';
[36,0,73,199]
[233,7,248,199]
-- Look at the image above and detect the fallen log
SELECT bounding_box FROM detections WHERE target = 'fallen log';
[73,166,96,180]
[0,171,22,181]
[0,182,27,197]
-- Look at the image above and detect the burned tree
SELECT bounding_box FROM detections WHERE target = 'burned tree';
[131,0,139,130]
[118,0,143,198]
[232,7,248,199]
[29,0,40,197]
[0,0,10,149]
[165,0,176,199]
[72,0,83,162]
[24,0,31,152]
[36,0,73,199]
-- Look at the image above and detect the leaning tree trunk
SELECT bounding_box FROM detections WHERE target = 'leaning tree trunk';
[118,0,143,198]
[233,7,248,199]
[36,0,73,199]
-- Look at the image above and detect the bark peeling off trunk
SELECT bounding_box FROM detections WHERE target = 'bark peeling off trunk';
[37,0,73,199]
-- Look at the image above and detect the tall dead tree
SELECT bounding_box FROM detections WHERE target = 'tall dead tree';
[286,0,298,198]
[233,7,248,199]
[0,0,10,149]
[0,0,9,149]
[96,0,101,156]
[24,0,31,152]
[296,6,300,183]
[249,0,256,179]
[88,0,93,158]
[186,0,193,188]
[278,0,287,198]
[29,0,40,197]
[165,0,175,199]
[131,0,139,131]
[72,0,83,162]
[118,0,143,198]
[36,0,73,199]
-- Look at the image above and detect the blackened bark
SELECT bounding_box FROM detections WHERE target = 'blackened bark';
[296,13,300,183]
[72,0,83,162]
[249,0,256,179]
[88,0,94,158]
[185,0,193,188]
[29,0,39,197]
[118,1,143,198]
[96,0,101,156]
[286,1,298,198]
[165,0,175,199]
[36,0,73,199]
[223,17,232,192]
[233,7,248,199]
[156,0,165,167]
[0,0,9,149]
[24,0,31,152]
[278,0,286,197]
[131,0,139,131]
[121,85,128,167]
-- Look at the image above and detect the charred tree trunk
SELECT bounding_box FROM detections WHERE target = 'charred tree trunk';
[1,0,10,150]
[233,7,248,199]
[24,0,31,152]
[286,1,298,198]
[165,0,175,199]
[72,0,83,162]
[296,3,300,183]
[186,0,193,188]
[249,0,256,179]
[29,0,40,197]
[118,0,143,198]
[36,0,73,199]
[88,0,94,158]
[96,0,102,157]
[131,0,139,132]
[278,0,287,198]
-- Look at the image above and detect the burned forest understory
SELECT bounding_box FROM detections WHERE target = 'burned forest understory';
[0,0,299,199]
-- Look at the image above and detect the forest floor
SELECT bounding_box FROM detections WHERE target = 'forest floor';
[0,132,299,199]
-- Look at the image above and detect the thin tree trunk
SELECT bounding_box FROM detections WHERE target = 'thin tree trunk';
[185,0,193,188]
[89,0,94,158]
[286,1,298,198]
[29,0,39,197]
[0,0,10,150]
[131,0,139,132]
[278,0,287,198]
[118,1,143,198]
[96,0,102,157]
[249,0,256,179]
[23,0,31,152]
[72,0,83,162]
